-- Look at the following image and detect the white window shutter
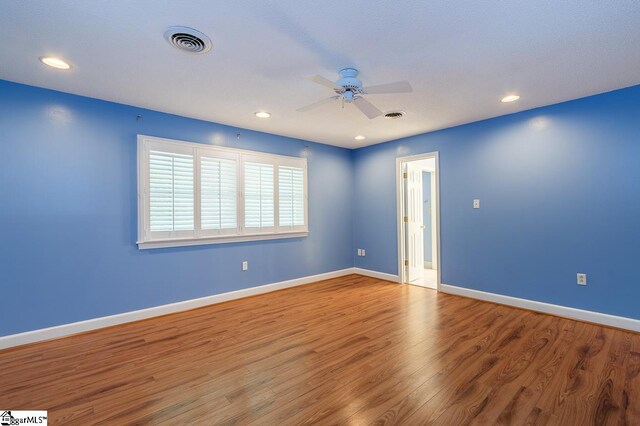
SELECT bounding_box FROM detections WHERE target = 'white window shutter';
[201,156,237,230]
[149,150,194,232]
[138,135,307,249]
[244,162,274,228]
[279,166,305,227]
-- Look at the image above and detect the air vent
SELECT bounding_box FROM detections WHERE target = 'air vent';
[164,26,212,54]
[384,111,406,119]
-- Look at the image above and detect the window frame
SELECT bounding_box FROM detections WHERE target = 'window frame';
[242,155,278,234]
[276,157,309,233]
[137,135,308,249]
[197,149,241,238]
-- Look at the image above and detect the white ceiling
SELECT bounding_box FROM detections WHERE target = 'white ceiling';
[1,1,639,149]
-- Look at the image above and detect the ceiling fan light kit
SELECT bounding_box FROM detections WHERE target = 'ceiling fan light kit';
[297,68,413,119]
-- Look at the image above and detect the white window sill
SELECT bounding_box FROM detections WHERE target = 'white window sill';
[137,231,309,250]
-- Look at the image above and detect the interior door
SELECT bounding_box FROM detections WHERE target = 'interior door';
[405,162,424,283]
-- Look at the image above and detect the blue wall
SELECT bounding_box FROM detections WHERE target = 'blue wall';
[353,85,640,320]
[0,80,354,336]
[422,171,432,263]
[2,80,639,337]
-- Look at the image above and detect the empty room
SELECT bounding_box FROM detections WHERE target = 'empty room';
[1,1,639,425]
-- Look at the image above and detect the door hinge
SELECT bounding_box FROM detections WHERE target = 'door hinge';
[404,260,409,266]
[403,216,408,222]
[403,172,407,179]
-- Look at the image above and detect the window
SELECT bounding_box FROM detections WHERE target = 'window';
[149,150,194,233]
[138,135,308,249]
[200,153,238,235]
[244,161,275,229]
[279,166,305,227]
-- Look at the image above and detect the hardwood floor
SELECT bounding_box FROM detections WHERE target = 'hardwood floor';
[1,274,639,425]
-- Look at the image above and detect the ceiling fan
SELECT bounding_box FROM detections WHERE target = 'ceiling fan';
[297,68,412,119]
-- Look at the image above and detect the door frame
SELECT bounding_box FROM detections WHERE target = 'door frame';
[396,151,441,290]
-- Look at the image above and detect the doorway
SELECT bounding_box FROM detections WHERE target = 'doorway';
[396,152,440,290]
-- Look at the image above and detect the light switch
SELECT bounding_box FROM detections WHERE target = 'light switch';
[473,199,480,209]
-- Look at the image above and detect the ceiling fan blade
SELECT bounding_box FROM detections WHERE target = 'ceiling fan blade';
[306,75,342,91]
[363,81,413,94]
[296,96,339,112]
[353,97,383,119]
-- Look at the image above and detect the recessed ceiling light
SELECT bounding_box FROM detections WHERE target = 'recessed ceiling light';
[40,57,71,70]
[354,135,365,140]
[501,95,520,103]
[255,112,271,118]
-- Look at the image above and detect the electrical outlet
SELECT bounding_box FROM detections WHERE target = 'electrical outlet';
[577,273,587,285]
[357,249,362,256]
[361,249,366,257]
[242,261,249,271]
[473,199,480,209]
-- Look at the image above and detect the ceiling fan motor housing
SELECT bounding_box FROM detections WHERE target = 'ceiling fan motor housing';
[336,68,363,96]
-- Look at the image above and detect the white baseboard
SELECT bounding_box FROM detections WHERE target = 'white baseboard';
[354,268,399,283]
[440,284,640,333]
[0,268,355,350]
[8,271,634,350]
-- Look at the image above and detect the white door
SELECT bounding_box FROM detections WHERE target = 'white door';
[405,162,424,283]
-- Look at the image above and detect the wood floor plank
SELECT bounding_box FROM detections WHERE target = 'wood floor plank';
[345,307,531,425]
[429,314,559,424]
[483,319,586,425]
[0,274,639,425]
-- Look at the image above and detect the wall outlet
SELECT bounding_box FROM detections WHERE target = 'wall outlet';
[242,261,249,271]
[361,249,366,257]
[473,199,480,209]
[357,249,362,256]
[577,273,587,285]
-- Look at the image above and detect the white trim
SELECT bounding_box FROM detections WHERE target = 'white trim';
[440,284,640,332]
[396,161,404,284]
[0,268,354,350]
[396,152,442,290]
[138,231,308,249]
[7,270,635,349]
[429,170,437,270]
[354,268,399,282]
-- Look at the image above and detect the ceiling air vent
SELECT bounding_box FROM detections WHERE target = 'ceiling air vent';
[384,111,406,119]
[164,26,212,54]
